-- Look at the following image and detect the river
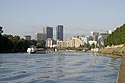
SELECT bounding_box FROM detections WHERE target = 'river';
[0,52,121,83]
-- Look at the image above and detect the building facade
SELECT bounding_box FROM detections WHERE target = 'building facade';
[66,37,84,48]
[80,36,89,45]
[56,40,66,48]
[56,25,63,41]
[35,33,46,41]
[43,27,53,39]
[24,35,31,40]
[46,38,56,48]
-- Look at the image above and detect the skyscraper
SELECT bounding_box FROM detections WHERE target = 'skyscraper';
[56,25,63,41]
[24,35,31,40]
[43,27,53,39]
[35,33,46,41]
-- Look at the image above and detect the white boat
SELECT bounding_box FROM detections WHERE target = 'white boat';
[27,47,46,54]
[27,47,36,54]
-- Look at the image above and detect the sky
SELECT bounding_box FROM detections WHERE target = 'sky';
[0,0,125,40]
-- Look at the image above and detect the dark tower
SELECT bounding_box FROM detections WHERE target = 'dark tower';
[56,25,63,41]
[43,27,53,39]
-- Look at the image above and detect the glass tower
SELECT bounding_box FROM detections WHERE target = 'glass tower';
[56,25,63,41]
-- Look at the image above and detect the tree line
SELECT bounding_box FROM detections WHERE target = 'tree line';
[104,24,125,46]
[0,34,45,53]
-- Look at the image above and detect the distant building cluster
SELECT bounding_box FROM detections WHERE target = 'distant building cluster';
[53,30,111,48]
[24,25,112,49]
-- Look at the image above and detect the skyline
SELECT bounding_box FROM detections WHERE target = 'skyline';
[0,0,125,40]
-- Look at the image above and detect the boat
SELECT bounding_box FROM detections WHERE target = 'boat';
[27,47,46,54]
[27,47,36,54]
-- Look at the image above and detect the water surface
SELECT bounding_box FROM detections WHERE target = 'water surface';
[0,53,121,83]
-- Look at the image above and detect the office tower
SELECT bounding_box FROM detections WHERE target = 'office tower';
[56,25,63,41]
[43,27,53,39]
[24,35,31,40]
[35,33,46,41]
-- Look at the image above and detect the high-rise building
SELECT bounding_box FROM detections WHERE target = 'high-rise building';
[24,35,31,40]
[56,25,63,41]
[35,33,46,41]
[43,27,53,39]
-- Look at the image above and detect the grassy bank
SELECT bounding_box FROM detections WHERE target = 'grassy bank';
[99,45,125,57]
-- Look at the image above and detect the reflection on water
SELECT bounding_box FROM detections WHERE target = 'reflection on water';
[108,58,118,69]
[0,53,121,83]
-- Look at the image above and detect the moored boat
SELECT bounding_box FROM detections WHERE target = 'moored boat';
[27,47,46,54]
[27,47,36,54]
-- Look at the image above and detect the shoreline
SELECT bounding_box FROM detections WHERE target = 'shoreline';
[117,56,125,83]
[94,46,125,83]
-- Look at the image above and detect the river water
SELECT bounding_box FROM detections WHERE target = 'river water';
[0,52,121,83]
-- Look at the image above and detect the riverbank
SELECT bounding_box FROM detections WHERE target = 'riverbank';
[117,56,125,83]
[97,45,125,83]
[98,45,125,57]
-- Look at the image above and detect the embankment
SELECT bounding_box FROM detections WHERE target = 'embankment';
[117,56,125,83]
[99,45,125,83]
[99,45,125,56]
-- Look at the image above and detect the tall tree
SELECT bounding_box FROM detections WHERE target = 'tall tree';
[104,24,125,46]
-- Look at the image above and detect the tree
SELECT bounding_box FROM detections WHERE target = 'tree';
[91,43,95,48]
[104,24,125,46]
[0,35,14,52]
[36,40,46,48]
[0,26,3,35]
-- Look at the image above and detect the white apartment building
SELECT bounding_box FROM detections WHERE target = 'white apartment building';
[66,37,84,48]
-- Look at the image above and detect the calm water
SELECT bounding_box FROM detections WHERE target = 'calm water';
[0,53,121,83]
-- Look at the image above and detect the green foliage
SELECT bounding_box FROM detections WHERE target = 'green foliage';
[91,43,95,48]
[36,40,46,48]
[0,35,13,52]
[104,24,125,46]
[0,34,46,53]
